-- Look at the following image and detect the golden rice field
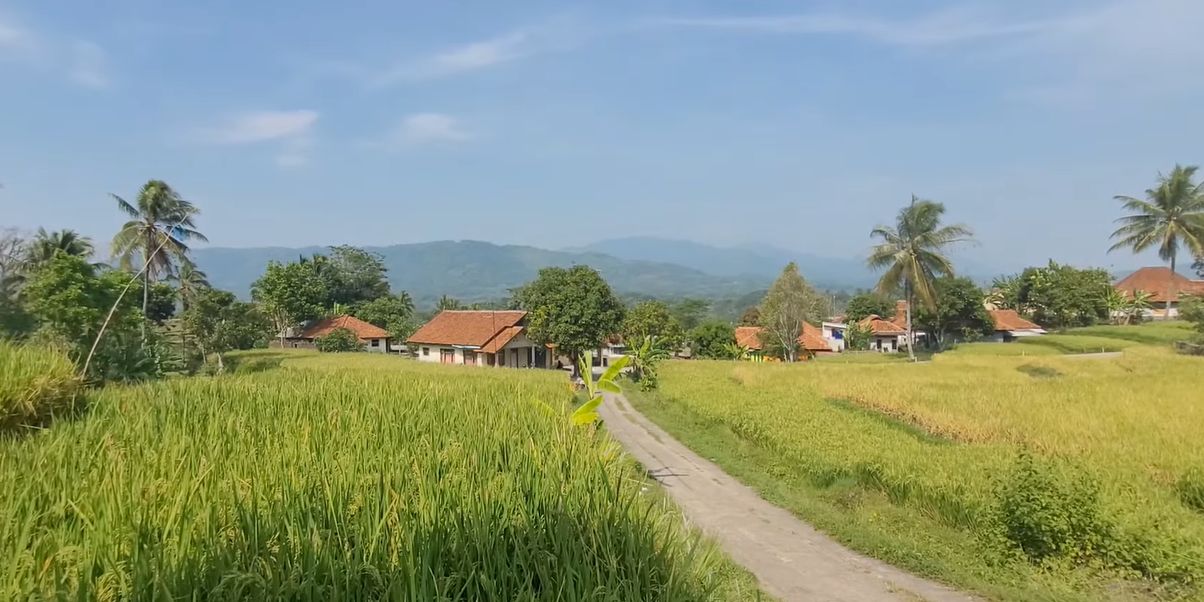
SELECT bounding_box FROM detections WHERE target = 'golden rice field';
[0,349,756,601]
[629,326,1204,602]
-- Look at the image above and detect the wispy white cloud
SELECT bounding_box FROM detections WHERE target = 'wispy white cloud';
[370,31,530,86]
[67,40,109,88]
[396,113,472,145]
[0,16,36,52]
[200,110,319,145]
[654,6,1053,47]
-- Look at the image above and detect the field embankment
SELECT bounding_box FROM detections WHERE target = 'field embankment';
[629,334,1204,601]
[0,350,756,600]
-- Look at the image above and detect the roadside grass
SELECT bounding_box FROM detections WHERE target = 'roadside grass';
[0,341,81,435]
[0,349,757,600]
[633,335,1204,601]
[1063,321,1195,345]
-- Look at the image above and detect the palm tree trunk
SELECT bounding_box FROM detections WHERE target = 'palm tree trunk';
[1169,254,1178,319]
[142,268,149,343]
[905,281,916,362]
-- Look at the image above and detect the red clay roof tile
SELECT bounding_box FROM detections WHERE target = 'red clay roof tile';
[1114,267,1204,303]
[300,315,390,340]
[407,310,528,347]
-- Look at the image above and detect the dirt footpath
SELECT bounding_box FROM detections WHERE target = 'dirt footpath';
[598,393,980,602]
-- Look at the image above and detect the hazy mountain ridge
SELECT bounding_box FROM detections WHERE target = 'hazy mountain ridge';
[192,240,771,306]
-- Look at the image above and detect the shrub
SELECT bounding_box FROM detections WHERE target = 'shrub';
[0,341,80,433]
[1178,468,1204,514]
[994,451,1112,564]
[315,327,360,352]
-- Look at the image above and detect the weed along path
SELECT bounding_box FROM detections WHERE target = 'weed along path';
[599,392,979,602]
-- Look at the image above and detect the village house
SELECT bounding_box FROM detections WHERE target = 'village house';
[734,323,832,360]
[987,309,1046,342]
[274,315,391,352]
[857,314,908,352]
[407,310,554,368]
[1113,267,1204,319]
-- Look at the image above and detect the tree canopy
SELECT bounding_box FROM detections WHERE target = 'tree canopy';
[516,265,624,362]
[1006,261,1111,329]
[757,262,825,361]
[844,293,895,322]
[913,277,993,347]
[1109,164,1204,277]
[690,320,736,359]
[622,300,684,348]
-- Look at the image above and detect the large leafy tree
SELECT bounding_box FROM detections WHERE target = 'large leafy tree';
[1109,165,1204,311]
[110,180,206,333]
[669,298,710,331]
[690,320,736,359]
[326,245,390,306]
[622,300,684,348]
[353,293,416,342]
[1012,261,1110,328]
[757,262,825,362]
[515,265,624,371]
[25,228,94,267]
[913,277,993,348]
[867,196,973,361]
[182,287,272,365]
[844,292,894,323]
[251,259,330,343]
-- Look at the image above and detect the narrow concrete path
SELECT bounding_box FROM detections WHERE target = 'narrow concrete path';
[599,393,979,602]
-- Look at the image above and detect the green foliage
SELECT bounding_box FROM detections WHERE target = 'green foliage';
[109,180,206,282]
[21,253,160,382]
[325,245,391,306]
[845,293,894,322]
[182,288,273,357]
[623,300,684,348]
[251,259,330,336]
[140,281,177,323]
[690,320,735,359]
[669,298,710,331]
[0,342,80,433]
[738,305,760,326]
[314,327,361,353]
[913,277,993,347]
[1008,261,1111,329]
[24,228,94,267]
[627,336,671,390]
[0,355,735,599]
[843,321,872,351]
[1181,296,1204,334]
[516,265,625,361]
[757,262,825,361]
[1178,468,1204,514]
[0,294,34,340]
[352,294,415,341]
[436,294,463,311]
[571,352,630,423]
[993,452,1111,564]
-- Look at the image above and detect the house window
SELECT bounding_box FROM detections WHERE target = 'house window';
[422,347,430,356]
[464,351,476,365]
[370,339,380,347]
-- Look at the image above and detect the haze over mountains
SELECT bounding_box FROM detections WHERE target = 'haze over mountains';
[191,237,1006,307]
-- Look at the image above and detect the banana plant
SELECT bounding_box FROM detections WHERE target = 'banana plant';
[570,352,631,426]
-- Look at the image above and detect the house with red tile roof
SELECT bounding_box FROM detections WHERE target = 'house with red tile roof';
[1113,267,1204,319]
[734,323,832,360]
[856,314,908,352]
[407,310,553,368]
[987,309,1045,342]
[276,315,392,352]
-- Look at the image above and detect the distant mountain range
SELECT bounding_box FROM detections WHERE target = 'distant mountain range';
[191,240,771,306]
[191,237,1015,307]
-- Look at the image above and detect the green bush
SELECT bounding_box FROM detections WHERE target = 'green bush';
[314,327,360,352]
[1178,468,1204,514]
[994,451,1112,564]
[0,342,80,433]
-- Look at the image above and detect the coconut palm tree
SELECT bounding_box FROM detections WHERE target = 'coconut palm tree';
[1109,165,1204,315]
[868,196,974,361]
[25,228,94,266]
[110,180,206,338]
[170,260,210,312]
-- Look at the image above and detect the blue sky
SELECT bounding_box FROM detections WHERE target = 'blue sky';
[2,0,1202,274]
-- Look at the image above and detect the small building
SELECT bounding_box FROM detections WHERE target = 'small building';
[734,323,832,360]
[1113,267,1204,319]
[988,309,1045,342]
[821,321,847,351]
[275,315,391,352]
[857,315,908,353]
[407,310,552,368]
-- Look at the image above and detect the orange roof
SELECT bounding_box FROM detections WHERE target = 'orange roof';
[989,309,1042,332]
[735,324,830,352]
[407,310,527,347]
[1114,267,1204,303]
[480,326,525,354]
[858,315,907,336]
[300,315,390,340]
